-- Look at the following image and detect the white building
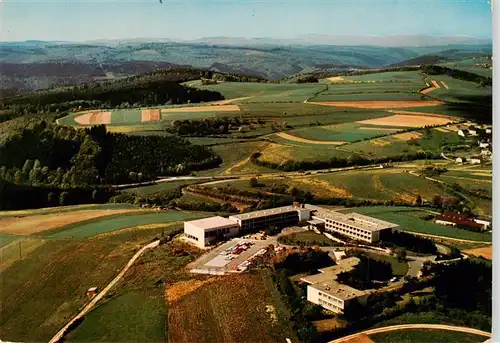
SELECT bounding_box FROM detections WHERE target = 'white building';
[301,257,370,314]
[458,129,466,137]
[469,157,482,164]
[455,157,465,164]
[184,216,240,249]
[479,142,490,149]
[228,204,310,233]
[473,218,491,230]
[306,206,398,243]
[468,129,478,136]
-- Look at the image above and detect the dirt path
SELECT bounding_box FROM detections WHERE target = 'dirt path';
[276,132,346,145]
[213,96,254,105]
[441,81,449,90]
[329,324,491,343]
[48,240,160,343]
[420,79,441,95]
[224,157,250,175]
[386,110,457,120]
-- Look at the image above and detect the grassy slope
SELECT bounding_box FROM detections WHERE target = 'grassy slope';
[167,270,298,343]
[428,75,492,103]
[122,179,202,195]
[0,224,180,342]
[0,203,136,218]
[42,211,208,239]
[65,240,200,343]
[370,329,486,343]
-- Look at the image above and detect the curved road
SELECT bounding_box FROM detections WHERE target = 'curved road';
[329,324,491,343]
[48,240,160,343]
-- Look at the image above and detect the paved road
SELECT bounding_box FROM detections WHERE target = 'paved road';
[48,240,160,343]
[328,324,491,343]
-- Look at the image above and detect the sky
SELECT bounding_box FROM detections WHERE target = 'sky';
[0,0,493,42]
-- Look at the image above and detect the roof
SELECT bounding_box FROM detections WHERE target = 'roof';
[435,214,483,229]
[318,211,398,232]
[185,216,238,230]
[300,257,359,284]
[229,205,302,221]
[310,281,368,301]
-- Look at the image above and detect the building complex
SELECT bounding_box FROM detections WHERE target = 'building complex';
[301,257,370,314]
[183,203,398,248]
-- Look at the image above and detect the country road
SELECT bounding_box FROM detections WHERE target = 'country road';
[48,240,160,343]
[328,324,491,343]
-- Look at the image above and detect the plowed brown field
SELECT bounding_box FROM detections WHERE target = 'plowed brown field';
[357,114,452,127]
[74,111,112,125]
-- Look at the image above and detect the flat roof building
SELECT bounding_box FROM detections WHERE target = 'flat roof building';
[229,205,310,233]
[306,207,398,243]
[184,216,240,249]
[301,257,370,314]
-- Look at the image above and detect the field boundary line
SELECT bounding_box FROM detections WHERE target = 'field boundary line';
[328,324,491,343]
[48,240,160,343]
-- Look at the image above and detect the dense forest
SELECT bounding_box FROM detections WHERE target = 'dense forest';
[0,121,220,187]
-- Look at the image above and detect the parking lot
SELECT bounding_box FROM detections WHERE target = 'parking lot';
[187,237,277,275]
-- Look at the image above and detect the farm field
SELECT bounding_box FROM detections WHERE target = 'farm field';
[439,57,492,77]
[0,224,183,343]
[167,271,298,343]
[201,168,459,203]
[0,203,136,218]
[195,82,326,102]
[369,329,486,343]
[43,211,208,239]
[342,206,492,242]
[328,71,425,83]
[0,232,20,247]
[288,122,408,143]
[0,208,145,235]
[464,245,492,260]
[0,236,46,271]
[122,179,202,195]
[197,140,275,176]
[66,240,201,343]
[306,100,443,109]
[428,75,492,103]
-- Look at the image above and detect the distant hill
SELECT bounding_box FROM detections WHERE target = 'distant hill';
[0,40,492,94]
[386,55,448,67]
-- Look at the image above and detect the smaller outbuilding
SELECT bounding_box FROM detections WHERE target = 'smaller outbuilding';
[87,287,98,297]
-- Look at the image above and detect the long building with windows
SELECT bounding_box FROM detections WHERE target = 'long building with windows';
[301,257,370,314]
[305,205,398,243]
[228,204,310,233]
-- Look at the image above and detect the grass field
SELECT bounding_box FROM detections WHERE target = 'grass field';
[279,231,337,246]
[43,211,208,239]
[167,270,298,343]
[65,239,201,343]
[0,236,46,271]
[428,75,492,103]
[0,233,151,341]
[289,122,406,143]
[195,82,326,102]
[0,232,20,247]
[362,252,408,276]
[370,329,486,343]
[343,206,492,242]
[122,180,202,195]
[439,57,492,78]
[0,203,136,218]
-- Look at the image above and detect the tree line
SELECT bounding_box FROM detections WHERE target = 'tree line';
[421,65,492,86]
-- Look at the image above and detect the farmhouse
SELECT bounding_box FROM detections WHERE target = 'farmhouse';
[184,216,240,249]
[455,157,466,164]
[473,217,491,230]
[479,141,490,149]
[305,205,398,243]
[301,257,370,314]
[435,212,485,231]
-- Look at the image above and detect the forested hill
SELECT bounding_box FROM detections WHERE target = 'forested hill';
[0,121,221,187]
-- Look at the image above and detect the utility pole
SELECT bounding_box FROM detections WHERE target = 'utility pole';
[19,240,22,259]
